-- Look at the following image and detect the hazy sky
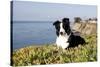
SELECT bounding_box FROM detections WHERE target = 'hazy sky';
[12,1,97,21]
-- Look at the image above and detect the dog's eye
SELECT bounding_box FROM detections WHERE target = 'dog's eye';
[56,26,60,29]
[63,25,66,28]
[55,26,60,31]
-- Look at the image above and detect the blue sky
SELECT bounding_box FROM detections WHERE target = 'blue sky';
[12,1,97,21]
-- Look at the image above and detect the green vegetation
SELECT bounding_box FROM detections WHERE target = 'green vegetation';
[12,34,97,66]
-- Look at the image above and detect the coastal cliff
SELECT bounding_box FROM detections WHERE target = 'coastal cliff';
[72,23,97,35]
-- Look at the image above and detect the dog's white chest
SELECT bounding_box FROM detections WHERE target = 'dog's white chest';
[56,35,69,49]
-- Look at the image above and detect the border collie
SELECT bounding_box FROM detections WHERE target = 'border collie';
[53,18,86,49]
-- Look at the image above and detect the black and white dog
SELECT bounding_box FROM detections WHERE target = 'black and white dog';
[53,18,86,49]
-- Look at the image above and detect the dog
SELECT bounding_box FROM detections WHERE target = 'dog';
[53,18,86,49]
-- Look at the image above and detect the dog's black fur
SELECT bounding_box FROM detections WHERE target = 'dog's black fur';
[67,32,86,48]
[53,20,61,36]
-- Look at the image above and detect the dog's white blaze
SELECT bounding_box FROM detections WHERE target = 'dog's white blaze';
[56,34,69,49]
[60,23,65,33]
[56,22,69,49]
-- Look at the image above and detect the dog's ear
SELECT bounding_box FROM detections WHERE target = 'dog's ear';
[62,18,69,23]
[53,20,61,26]
[62,18,70,25]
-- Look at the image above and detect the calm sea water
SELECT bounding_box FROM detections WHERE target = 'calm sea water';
[12,21,56,50]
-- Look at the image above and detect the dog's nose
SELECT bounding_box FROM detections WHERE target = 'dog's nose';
[60,32,63,35]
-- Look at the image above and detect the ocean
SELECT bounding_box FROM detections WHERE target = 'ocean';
[12,21,56,50]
